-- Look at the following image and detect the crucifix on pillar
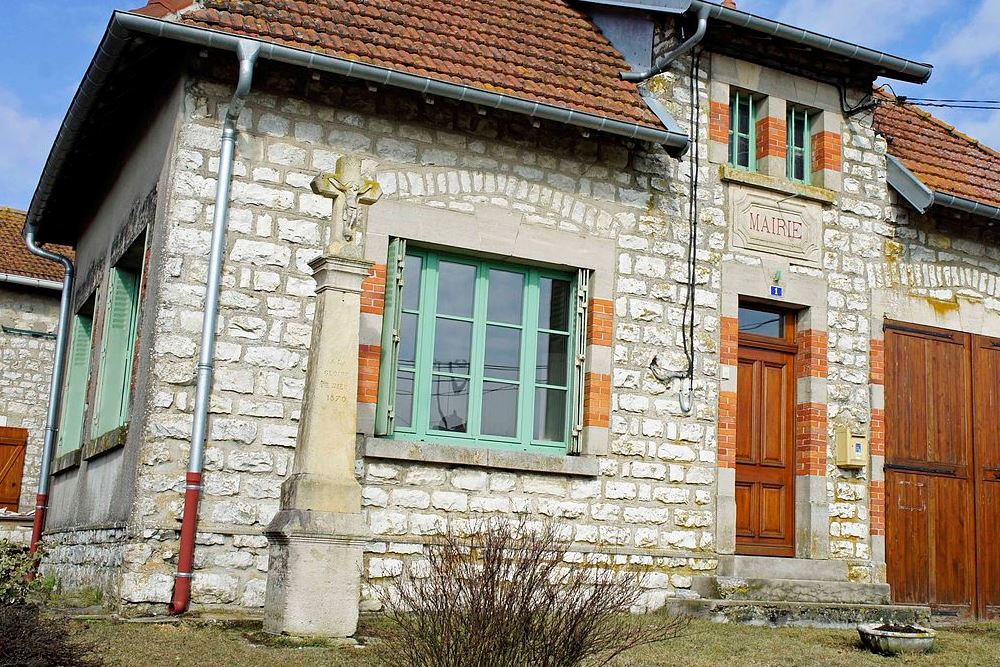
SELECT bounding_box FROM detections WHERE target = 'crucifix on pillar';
[310,155,382,255]
[264,155,383,638]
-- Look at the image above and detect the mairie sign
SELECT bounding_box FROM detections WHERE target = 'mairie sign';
[729,186,822,266]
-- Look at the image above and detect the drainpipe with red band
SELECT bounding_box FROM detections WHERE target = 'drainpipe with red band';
[168,39,259,615]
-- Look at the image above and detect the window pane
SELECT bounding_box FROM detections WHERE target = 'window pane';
[738,96,751,134]
[433,318,472,374]
[399,312,418,367]
[395,370,415,428]
[436,261,476,317]
[484,325,521,381]
[538,278,571,331]
[737,136,750,168]
[536,333,569,385]
[429,376,469,432]
[402,254,423,310]
[794,152,806,181]
[481,381,518,437]
[487,269,524,324]
[794,112,806,146]
[534,387,567,441]
[738,307,784,337]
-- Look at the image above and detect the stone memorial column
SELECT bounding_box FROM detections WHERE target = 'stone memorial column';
[264,156,381,637]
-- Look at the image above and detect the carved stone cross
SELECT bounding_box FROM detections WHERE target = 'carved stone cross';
[311,155,382,251]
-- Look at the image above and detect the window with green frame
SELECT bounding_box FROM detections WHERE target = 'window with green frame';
[729,90,756,170]
[91,236,145,440]
[786,105,811,183]
[375,241,589,455]
[56,305,95,458]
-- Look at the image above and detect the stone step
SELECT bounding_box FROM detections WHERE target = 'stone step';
[716,555,848,582]
[667,598,932,629]
[691,576,891,605]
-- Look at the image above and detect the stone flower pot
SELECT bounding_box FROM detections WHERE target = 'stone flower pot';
[858,623,937,656]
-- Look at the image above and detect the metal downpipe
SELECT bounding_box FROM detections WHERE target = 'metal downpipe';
[168,38,260,616]
[23,227,74,560]
[620,5,710,83]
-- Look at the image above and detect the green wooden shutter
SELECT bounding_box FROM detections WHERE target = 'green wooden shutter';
[569,269,589,455]
[375,239,406,435]
[56,315,94,457]
[92,268,139,437]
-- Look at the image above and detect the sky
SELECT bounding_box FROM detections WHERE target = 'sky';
[0,0,997,210]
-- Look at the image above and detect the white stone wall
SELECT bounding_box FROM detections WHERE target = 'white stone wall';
[0,285,60,513]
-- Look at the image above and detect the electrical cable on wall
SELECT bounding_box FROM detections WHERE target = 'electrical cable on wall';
[650,47,703,415]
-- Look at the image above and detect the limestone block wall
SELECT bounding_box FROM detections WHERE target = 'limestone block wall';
[0,285,60,513]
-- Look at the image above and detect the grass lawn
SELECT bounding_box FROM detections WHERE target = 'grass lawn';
[71,615,1000,666]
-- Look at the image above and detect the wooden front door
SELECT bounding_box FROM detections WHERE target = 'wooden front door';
[735,305,796,557]
[885,321,986,618]
[0,427,28,512]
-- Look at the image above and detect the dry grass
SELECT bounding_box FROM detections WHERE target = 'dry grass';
[73,616,1000,667]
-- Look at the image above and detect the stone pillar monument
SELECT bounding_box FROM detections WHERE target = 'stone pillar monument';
[264,156,382,637]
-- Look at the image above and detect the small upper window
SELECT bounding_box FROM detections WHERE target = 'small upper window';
[738,306,784,338]
[786,106,811,183]
[729,90,756,171]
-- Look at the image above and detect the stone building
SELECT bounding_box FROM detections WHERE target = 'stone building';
[0,207,71,541]
[19,0,1000,629]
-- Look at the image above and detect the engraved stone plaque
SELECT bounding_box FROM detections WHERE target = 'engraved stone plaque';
[729,186,823,266]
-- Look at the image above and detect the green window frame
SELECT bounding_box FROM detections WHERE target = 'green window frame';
[91,266,141,439]
[375,241,588,455]
[787,105,812,183]
[56,313,94,457]
[729,90,756,171]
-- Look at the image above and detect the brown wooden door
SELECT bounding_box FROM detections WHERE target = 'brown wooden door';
[885,322,977,618]
[735,343,796,557]
[0,427,28,512]
[973,335,1000,619]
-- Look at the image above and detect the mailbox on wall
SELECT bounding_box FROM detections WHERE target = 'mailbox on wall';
[835,426,868,469]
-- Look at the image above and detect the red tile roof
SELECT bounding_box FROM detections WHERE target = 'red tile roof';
[0,207,73,283]
[169,0,663,130]
[875,91,1000,209]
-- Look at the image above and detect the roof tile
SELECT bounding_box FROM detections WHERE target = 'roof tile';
[0,208,74,283]
[875,91,1000,209]
[178,0,663,130]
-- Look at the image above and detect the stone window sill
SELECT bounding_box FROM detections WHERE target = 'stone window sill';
[361,437,600,477]
[83,425,127,461]
[51,449,81,475]
[720,164,836,204]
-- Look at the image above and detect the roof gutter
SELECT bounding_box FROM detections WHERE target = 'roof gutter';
[621,4,710,82]
[0,272,63,291]
[887,155,1000,221]
[689,0,932,84]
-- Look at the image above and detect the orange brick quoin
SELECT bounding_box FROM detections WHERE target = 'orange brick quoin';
[718,390,737,468]
[870,480,885,536]
[720,316,738,366]
[361,263,387,315]
[795,329,828,378]
[870,408,885,458]
[756,115,787,160]
[796,402,828,476]
[869,338,884,385]
[582,372,611,427]
[357,344,381,404]
[811,131,842,173]
[709,101,730,144]
[587,298,613,347]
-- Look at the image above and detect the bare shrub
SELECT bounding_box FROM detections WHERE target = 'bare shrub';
[0,605,103,667]
[377,520,688,667]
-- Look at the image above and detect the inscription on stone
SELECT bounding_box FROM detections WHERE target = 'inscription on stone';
[729,186,823,266]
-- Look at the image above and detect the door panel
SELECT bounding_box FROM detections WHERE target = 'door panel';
[885,323,976,618]
[0,427,28,512]
[735,344,795,557]
[973,336,1000,618]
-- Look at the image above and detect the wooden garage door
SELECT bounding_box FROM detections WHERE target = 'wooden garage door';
[886,321,1000,619]
[0,427,28,512]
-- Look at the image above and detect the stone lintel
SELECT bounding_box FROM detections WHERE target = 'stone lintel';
[309,254,373,295]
